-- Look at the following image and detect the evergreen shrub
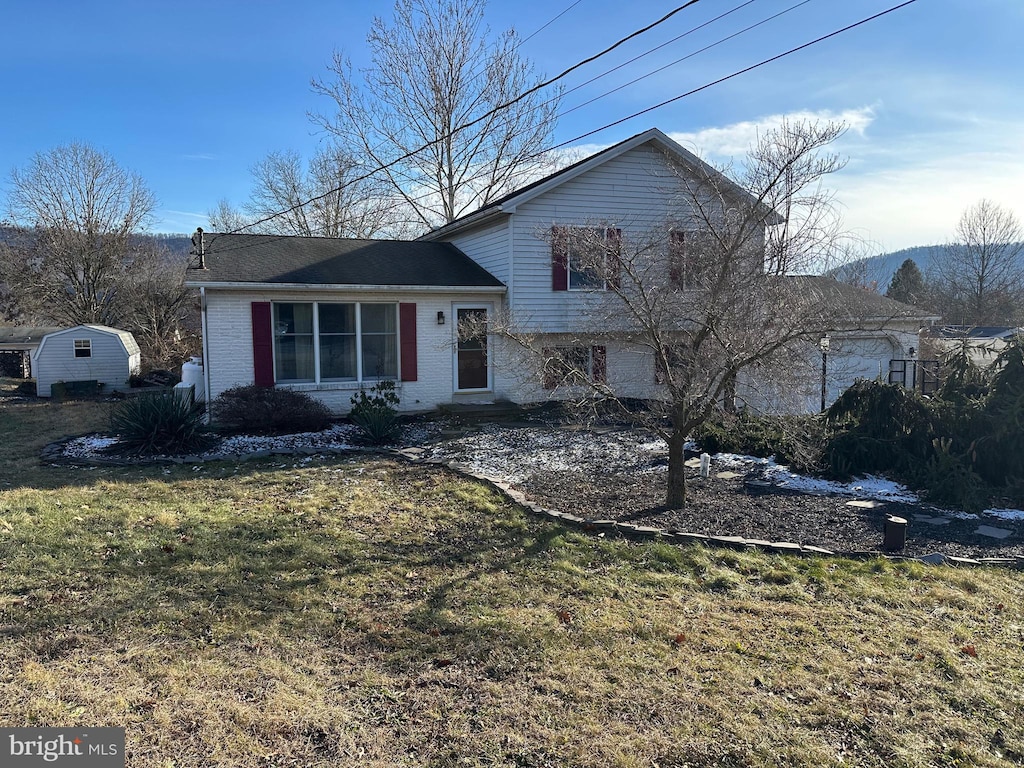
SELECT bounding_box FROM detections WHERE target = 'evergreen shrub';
[212,385,333,435]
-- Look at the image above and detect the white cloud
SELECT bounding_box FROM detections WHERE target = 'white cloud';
[557,107,1024,252]
[666,107,877,158]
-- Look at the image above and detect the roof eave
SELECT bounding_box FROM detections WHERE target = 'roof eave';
[184,280,506,294]
[419,206,511,241]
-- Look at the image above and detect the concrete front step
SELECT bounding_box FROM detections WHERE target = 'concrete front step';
[438,400,525,420]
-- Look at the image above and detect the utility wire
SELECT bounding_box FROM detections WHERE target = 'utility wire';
[548,0,918,151]
[559,0,760,102]
[216,0,706,238]
[208,0,916,251]
[518,0,586,47]
[560,0,814,119]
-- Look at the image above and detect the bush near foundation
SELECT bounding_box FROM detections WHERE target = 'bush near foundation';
[211,385,333,435]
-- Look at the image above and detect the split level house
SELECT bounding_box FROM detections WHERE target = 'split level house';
[186,128,935,416]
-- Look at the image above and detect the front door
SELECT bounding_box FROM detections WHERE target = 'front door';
[456,307,488,391]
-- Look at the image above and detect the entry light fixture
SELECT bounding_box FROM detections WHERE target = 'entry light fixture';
[437,311,445,325]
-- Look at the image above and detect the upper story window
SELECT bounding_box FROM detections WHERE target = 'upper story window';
[273,302,397,384]
[73,339,92,358]
[552,226,621,292]
[668,230,716,289]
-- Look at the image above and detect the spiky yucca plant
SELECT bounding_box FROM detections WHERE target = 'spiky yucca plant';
[111,392,213,455]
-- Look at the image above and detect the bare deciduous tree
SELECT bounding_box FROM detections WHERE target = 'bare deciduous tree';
[482,121,861,508]
[311,0,560,230]
[5,142,156,326]
[118,246,200,371]
[238,145,408,238]
[3,143,200,370]
[931,200,1024,325]
[207,199,251,234]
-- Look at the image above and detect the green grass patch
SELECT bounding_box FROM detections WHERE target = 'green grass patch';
[2,382,1024,766]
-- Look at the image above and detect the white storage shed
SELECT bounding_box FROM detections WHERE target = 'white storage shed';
[32,325,141,397]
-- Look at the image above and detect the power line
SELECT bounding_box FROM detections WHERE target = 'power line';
[211,0,917,249]
[547,0,919,151]
[559,0,760,102]
[215,0,706,239]
[518,0,586,47]
[560,0,814,119]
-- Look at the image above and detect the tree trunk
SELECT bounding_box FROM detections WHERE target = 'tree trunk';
[666,428,688,508]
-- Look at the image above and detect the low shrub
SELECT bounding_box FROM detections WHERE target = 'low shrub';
[349,380,401,444]
[694,410,823,474]
[212,385,333,435]
[111,391,212,455]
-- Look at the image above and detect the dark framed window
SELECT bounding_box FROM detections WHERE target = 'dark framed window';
[273,302,398,384]
[669,230,715,289]
[542,345,607,389]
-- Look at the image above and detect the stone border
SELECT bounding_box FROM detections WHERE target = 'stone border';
[38,436,1024,569]
[394,448,1024,569]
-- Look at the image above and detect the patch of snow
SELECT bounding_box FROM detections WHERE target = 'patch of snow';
[62,435,120,456]
[421,425,668,483]
[984,508,1024,521]
[712,453,921,503]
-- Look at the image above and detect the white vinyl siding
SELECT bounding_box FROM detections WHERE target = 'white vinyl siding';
[32,326,141,397]
[203,289,507,414]
[509,144,709,331]
[444,218,511,285]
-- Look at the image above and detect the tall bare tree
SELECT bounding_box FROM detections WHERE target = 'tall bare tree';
[207,199,251,234]
[5,142,156,326]
[242,145,405,238]
[118,246,200,370]
[483,121,864,508]
[931,200,1024,325]
[312,0,560,231]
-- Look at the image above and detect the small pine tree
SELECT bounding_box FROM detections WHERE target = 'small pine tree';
[886,258,926,306]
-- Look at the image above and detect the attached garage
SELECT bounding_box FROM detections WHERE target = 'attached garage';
[32,325,141,397]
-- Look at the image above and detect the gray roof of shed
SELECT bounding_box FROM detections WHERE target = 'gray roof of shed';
[0,326,65,346]
[184,233,504,289]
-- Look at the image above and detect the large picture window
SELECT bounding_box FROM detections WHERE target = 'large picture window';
[273,302,397,383]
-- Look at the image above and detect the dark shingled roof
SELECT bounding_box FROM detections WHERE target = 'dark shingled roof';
[930,325,1023,339]
[185,233,505,288]
[781,275,937,321]
[0,326,64,346]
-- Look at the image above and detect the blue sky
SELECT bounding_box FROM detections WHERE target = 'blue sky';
[1,0,1021,251]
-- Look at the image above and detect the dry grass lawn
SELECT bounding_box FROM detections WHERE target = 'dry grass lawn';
[1,384,1023,767]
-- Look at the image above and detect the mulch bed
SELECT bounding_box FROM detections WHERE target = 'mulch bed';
[514,466,1024,560]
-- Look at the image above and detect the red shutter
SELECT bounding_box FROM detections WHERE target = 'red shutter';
[605,228,622,291]
[592,345,607,383]
[251,302,274,387]
[399,302,417,382]
[551,226,568,291]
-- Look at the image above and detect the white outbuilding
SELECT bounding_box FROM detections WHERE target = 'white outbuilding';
[31,325,141,397]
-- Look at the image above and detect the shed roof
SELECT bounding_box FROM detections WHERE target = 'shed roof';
[0,326,64,347]
[32,325,141,360]
[184,233,505,290]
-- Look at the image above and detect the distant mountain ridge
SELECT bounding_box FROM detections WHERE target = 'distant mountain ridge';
[834,242,1024,291]
[0,226,193,256]
[831,245,946,290]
